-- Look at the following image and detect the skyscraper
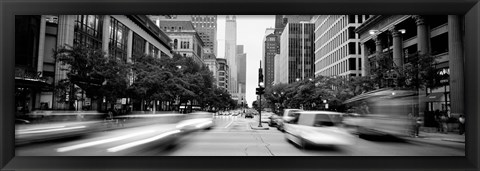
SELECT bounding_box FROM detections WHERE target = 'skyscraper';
[277,22,315,84]
[162,15,218,57]
[312,15,364,77]
[263,28,277,90]
[225,15,238,102]
[237,45,246,104]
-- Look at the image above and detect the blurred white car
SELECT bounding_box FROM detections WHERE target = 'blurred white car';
[277,109,303,131]
[260,112,273,123]
[283,111,355,149]
[176,112,214,132]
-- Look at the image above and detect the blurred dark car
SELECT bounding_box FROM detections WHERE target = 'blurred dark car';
[15,111,104,145]
[245,113,254,119]
[268,114,282,127]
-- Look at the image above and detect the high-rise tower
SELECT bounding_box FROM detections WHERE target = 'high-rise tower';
[225,15,238,102]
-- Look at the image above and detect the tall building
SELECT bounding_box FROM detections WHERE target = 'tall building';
[355,15,464,125]
[225,15,238,102]
[237,45,247,104]
[15,15,172,112]
[276,22,315,84]
[263,29,277,89]
[167,15,217,57]
[274,54,281,84]
[203,53,218,85]
[190,15,217,57]
[313,15,365,77]
[157,19,205,66]
[216,58,229,90]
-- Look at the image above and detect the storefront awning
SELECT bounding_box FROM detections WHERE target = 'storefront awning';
[15,78,53,90]
[424,92,445,102]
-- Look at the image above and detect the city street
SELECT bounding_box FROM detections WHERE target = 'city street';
[16,115,465,156]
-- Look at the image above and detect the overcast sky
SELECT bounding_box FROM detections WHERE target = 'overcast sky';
[216,15,275,107]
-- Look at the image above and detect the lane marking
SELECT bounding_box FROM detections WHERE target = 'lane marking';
[107,130,181,152]
[56,130,155,152]
[224,119,235,128]
[18,126,86,134]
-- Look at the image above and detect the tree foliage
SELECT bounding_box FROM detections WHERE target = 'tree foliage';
[54,44,131,109]
[54,44,235,112]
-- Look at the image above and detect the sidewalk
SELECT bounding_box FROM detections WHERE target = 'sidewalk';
[412,127,465,143]
[249,122,270,130]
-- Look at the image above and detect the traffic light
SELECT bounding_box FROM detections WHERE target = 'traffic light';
[258,68,264,84]
[256,87,265,95]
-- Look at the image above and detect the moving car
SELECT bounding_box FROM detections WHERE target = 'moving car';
[260,112,273,123]
[343,89,418,138]
[268,114,282,127]
[176,112,214,132]
[283,111,354,149]
[245,113,254,119]
[276,109,303,132]
[15,111,104,145]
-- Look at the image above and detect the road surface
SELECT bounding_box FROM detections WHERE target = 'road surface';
[16,115,465,156]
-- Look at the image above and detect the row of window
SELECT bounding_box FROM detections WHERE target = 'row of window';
[109,17,129,61]
[74,15,167,61]
[194,23,216,28]
[316,57,360,76]
[315,42,361,71]
[74,15,103,49]
[192,16,216,22]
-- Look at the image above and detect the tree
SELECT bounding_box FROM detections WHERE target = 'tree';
[369,52,441,90]
[54,44,130,110]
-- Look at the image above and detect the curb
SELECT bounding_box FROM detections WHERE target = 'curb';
[441,138,465,143]
[405,137,465,151]
[249,123,270,130]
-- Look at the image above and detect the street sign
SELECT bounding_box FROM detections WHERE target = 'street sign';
[85,98,91,105]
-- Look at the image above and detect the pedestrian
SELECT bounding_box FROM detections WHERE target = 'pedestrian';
[414,115,422,137]
[440,114,448,134]
[434,110,442,132]
[458,115,465,135]
[408,113,416,137]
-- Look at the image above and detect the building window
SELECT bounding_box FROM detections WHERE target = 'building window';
[15,15,41,68]
[132,33,146,58]
[109,17,129,61]
[348,42,356,55]
[348,15,355,24]
[349,58,356,70]
[149,44,159,57]
[431,33,449,56]
[74,15,103,49]
[180,41,190,49]
[348,27,356,39]
[173,39,178,49]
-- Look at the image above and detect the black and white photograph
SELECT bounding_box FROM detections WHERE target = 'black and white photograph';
[14,15,466,156]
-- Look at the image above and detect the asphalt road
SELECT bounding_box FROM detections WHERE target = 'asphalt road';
[16,115,465,156]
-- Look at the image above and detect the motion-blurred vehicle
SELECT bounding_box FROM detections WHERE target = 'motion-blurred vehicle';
[268,114,282,127]
[276,109,303,132]
[283,111,354,149]
[260,112,273,123]
[175,112,214,132]
[245,113,254,119]
[15,111,104,145]
[343,88,418,138]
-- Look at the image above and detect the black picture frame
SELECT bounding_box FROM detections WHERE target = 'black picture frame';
[1,0,479,170]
